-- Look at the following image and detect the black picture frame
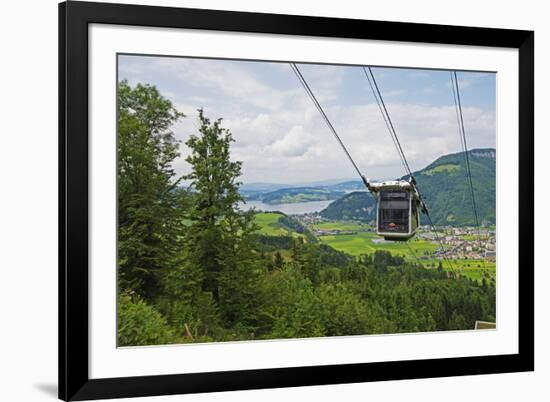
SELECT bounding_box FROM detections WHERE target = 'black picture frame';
[59,1,534,400]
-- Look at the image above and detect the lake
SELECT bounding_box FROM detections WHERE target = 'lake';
[238,199,333,215]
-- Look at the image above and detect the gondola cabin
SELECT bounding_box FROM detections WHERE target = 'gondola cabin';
[369,180,421,241]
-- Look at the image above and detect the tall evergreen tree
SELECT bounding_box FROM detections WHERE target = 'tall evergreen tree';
[184,110,261,331]
[117,80,186,300]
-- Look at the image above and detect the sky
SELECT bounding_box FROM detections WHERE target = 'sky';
[118,54,496,184]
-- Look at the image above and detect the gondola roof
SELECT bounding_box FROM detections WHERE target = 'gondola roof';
[369,180,414,191]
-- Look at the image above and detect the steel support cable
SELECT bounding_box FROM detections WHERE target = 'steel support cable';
[291,62,456,272]
[363,66,456,271]
[450,73,467,159]
[450,72,478,248]
[451,71,483,250]
[290,63,369,187]
[364,67,414,179]
[423,210,456,272]
[450,71,472,210]
[362,67,409,176]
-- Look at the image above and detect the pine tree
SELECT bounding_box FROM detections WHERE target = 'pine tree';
[184,110,262,332]
[117,80,186,300]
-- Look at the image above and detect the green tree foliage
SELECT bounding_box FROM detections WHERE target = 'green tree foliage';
[118,292,176,346]
[184,110,262,334]
[258,266,324,339]
[320,191,376,221]
[256,235,294,252]
[273,251,284,269]
[316,283,390,336]
[413,149,496,226]
[117,80,186,300]
[155,262,222,342]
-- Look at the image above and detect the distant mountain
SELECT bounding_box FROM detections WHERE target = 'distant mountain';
[259,187,346,205]
[239,179,360,198]
[239,182,293,200]
[320,148,496,226]
[240,182,293,192]
[320,191,376,221]
[327,180,365,191]
[293,178,357,187]
[411,148,495,226]
[239,183,292,201]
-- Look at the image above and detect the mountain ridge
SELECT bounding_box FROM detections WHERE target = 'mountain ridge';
[320,148,496,226]
[248,186,346,204]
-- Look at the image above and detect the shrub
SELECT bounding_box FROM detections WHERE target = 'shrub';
[118,292,176,346]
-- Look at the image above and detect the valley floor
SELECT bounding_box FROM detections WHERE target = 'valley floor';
[254,212,496,283]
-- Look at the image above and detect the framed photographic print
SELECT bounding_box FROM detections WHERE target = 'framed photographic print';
[59,1,534,400]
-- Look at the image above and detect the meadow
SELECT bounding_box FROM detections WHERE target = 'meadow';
[319,232,438,258]
[319,231,495,282]
[253,212,303,237]
[254,215,495,283]
[313,221,370,231]
[253,212,286,235]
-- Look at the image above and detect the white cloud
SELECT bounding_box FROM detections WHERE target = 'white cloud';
[120,56,495,184]
[155,58,302,112]
[267,126,315,157]
[172,100,494,183]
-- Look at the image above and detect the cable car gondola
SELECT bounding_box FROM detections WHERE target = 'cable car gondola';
[290,63,436,244]
[290,63,480,269]
[368,180,422,241]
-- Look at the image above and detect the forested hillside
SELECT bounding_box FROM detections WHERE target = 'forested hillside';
[320,191,376,221]
[319,149,496,226]
[117,81,495,346]
[412,149,496,226]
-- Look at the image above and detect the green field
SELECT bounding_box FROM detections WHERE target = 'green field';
[253,212,304,238]
[253,212,290,235]
[418,258,495,280]
[423,163,460,176]
[313,221,371,231]
[452,259,495,281]
[318,232,438,257]
[254,213,495,283]
[318,230,495,282]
